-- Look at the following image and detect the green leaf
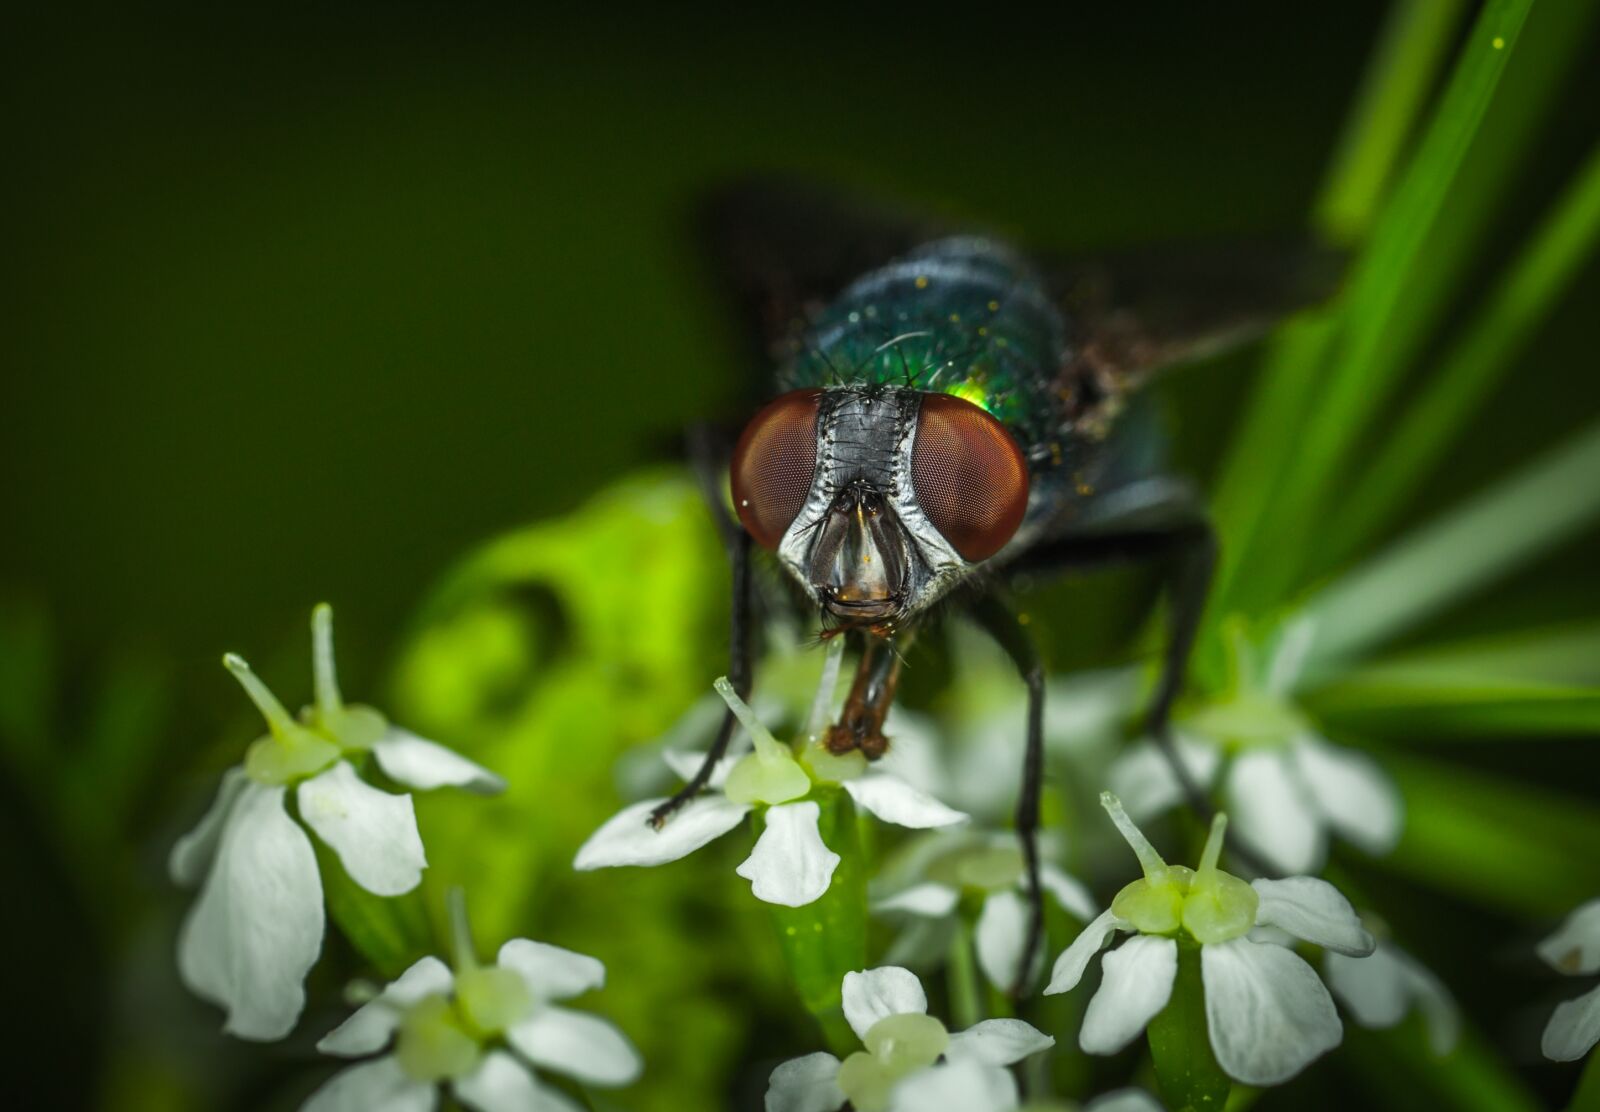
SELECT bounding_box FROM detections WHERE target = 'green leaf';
[1377,752,1600,917]
[1332,139,1600,557]
[1295,421,1600,671]
[1147,939,1231,1112]
[768,788,869,1057]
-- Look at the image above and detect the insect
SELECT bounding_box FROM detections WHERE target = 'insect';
[654,182,1331,991]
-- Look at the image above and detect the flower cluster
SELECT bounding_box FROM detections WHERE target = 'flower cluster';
[306,893,639,1111]
[170,606,504,1039]
[766,966,1054,1112]
[1046,793,1376,1085]
[575,641,967,906]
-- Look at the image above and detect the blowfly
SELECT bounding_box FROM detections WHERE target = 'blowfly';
[654,182,1334,992]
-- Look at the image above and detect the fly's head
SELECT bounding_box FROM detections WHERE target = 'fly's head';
[731,386,1030,634]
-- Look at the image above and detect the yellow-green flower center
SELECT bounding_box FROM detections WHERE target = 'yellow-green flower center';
[394,995,483,1082]
[837,1013,950,1112]
[1101,793,1258,943]
[228,605,392,785]
[1185,689,1308,751]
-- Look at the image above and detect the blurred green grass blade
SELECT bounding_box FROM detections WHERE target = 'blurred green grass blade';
[1314,0,1467,244]
[1307,621,1600,736]
[1377,752,1600,917]
[1297,420,1600,671]
[1327,621,1600,686]
[1210,0,1465,614]
[1225,0,1532,612]
[1332,140,1600,557]
[1346,1020,1541,1112]
[1312,682,1600,738]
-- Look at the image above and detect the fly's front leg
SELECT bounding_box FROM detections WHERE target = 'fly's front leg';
[968,594,1046,999]
[649,529,753,828]
[826,634,902,759]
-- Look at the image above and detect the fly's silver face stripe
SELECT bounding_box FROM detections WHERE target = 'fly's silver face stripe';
[776,387,971,611]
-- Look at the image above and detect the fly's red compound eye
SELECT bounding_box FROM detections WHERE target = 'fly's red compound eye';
[911,393,1029,561]
[731,388,823,549]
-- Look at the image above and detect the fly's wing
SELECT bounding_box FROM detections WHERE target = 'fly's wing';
[1043,238,1345,396]
[695,177,945,387]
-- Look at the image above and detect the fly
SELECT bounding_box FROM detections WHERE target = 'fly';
[653,181,1335,994]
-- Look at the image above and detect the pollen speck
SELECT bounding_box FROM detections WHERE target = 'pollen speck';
[1492,35,1505,48]
[987,299,1000,312]
[915,275,929,289]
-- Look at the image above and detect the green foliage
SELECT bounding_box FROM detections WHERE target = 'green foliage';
[387,470,796,1111]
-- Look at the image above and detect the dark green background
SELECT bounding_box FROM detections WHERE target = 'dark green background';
[4,5,1599,1109]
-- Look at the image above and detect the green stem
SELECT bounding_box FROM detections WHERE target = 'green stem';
[1147,941,1230,1112]
[948,917,983,1032]
[767,789,868,1056]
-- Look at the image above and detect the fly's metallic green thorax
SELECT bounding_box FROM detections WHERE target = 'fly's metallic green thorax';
[778,237,1071,467]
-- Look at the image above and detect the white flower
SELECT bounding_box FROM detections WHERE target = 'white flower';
[765,966,1052,1112]
[305,892,640,1111]
[1109,710,1401,876]
[575,640,967,907]
[1538,897,1600,1061]
[873,829,1096,992]
[170,605,504,1040]
[1324,922,1458,1056]
[1045,793,1375,1086]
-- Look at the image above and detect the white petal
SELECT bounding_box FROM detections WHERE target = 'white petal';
[297,761,427,897]
[873,883,961,919]
[1538,897,1600,975]
[946,1018,1054,1066]
[1227,751,1325,874]
[318,956,454,1056]
[975,890,1030,992]
[1248,924,1296,948]
[455,1050,582,1112]
[1291,735,1401,854]
[302,1056,436,1112]
[765,1052,844,1112]
[1080,935,1177,1055]
[842,966,927,1040]
[842,773,968,829]
[1108,733,1221,821]
[507,1005,642,1087]
[1045,908,1126,995]
[737,802,840,907]
[886,1059,1017,1112]
[573,796,751,869]
[1084,1090,1165,1112]
[1036,863,1097,922]
[1324,945,1406,1028]
[1325,942,1459,1056]
[1202,938,1342,1085]
[1543,981,1600,1062]
[168,766,249,887]
[1251,877,1374,956]
[373,728,505,795]
[662,747,741,791]
[497,939,605,1002]
[176,782,323,1040]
